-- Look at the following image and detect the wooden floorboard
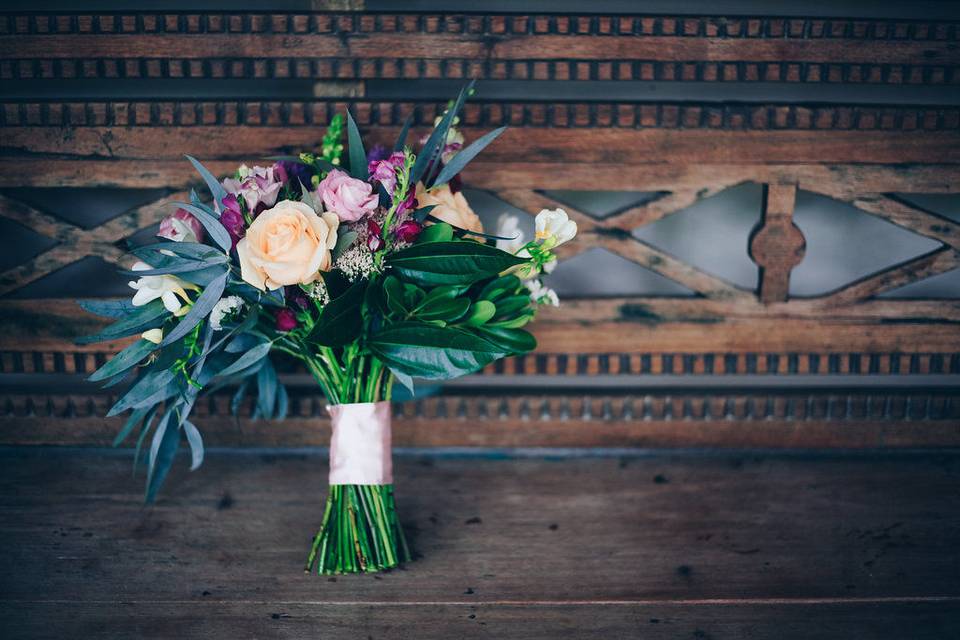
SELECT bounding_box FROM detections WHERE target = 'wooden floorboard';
[1,448,958,638]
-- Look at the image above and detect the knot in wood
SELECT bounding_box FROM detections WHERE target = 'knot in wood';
[749,219,806,271]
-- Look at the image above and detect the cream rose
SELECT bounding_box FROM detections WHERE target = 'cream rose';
[415,183,484,235]
[237,200,339,291]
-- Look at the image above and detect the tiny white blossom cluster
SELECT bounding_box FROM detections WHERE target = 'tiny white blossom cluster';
[210,295,244,331]
[335,245,378,282]
[303,279,330,306]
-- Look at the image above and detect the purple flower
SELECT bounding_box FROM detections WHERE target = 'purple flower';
[222,164,284,213]
[219,194,246,249]
[366,218,384,252]
[276,160,315,195]
[284,285,310,310]
[274,308,298,332]
[368,151,405,195]
[394,219,422,243]
[366,144,390,164]
[397,189,417,216]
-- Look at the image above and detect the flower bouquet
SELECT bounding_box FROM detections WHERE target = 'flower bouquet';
[80,85,577,574]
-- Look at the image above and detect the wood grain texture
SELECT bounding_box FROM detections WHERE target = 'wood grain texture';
[0,449,958,638]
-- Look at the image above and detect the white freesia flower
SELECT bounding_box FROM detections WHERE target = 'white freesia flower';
[526,279,559,307]
[535,208,577,247]
[210,295,244,331]
[128,261,192,314]
[495,214,527,255]
[141,328,164,344]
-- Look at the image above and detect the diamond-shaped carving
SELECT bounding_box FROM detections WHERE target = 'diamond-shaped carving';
[878,269,960,299]
[631,182,762,290]
[790,191,941,296]
[0,217,57,273]
[541,190,668,220]
[4,256,128,299]
[0,187,168,230]
[895,194,960,223]
[546,247,695,297]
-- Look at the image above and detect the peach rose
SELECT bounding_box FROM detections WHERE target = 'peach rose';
[236,200,339,291]
[415,183,483,235]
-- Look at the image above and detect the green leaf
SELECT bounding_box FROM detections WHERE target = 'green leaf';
[310,280,367,347]
[346,109,367,180]
[145,408,180,503]
[231,378,250,416]
[133,241,226,262]
[76,300,168,345]
[161,271,228,346]
[412,81,474,186]
[491,294,532,319]
[182,419,204,471]
[368,322,507,380]
[88,338,155,383]
[107,368,177,416]
[383,276,408,316]
[416,222,453,244]
[173,202,232,252]
[256,358,278,419]
[463,300,496,327]
[433,126,506,187]
[417,297,470,322]
[479,274,523,301]
[477,326,537,353]
[112,406,151,447]
[185,155,228,206]
[78,298,137,319]
[216,341,271,378]
[387,241,527,286]
[331,229,358,263]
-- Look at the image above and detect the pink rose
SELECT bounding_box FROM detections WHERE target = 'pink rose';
[316,169,378,223]
[158,208,205,243]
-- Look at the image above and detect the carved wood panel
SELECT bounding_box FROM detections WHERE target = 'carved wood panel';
[0,6,957,447]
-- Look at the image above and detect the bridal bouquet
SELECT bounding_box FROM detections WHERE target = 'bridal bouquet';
[80,85,577,574]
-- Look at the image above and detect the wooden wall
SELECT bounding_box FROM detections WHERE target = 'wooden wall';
[1,4,958,448]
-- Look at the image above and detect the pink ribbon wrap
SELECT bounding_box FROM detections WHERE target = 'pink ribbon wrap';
[327,401,393,485]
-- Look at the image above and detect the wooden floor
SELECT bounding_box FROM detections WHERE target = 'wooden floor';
[1,448,959,639]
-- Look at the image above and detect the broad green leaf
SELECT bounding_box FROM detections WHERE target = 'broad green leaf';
[162,271,227,346]
[492,294,532,319]
[275,383,289,420]
[433,126,506,187]
[225,333,262,353]
[216,341,271,378]
[463,300,496,327]
[416,222,453,244]
[182,419,204,471]
[383,276,408,316]
[231,378,250,416]
[76,300,167,345]
[368,322,507,380]
[477,326,537,353]
[88,338,155,382]
[257,358,278,419]
[417,297,470,322]
[174,202,232,252]
[479,274,522,301]
[185,155,228,206]
[346,109,367,180]
[387,241,527,286]
[310,280,367,347]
